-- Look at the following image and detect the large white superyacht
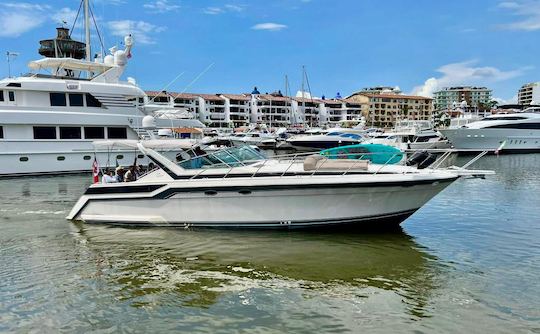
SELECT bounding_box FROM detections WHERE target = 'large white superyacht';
[0,1,203,177]
[439,107,540,153]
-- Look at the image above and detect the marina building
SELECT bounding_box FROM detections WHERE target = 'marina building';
[146,89,369,128]
[517,82,540,105]
[254,94,293,127]
[346,92,434,128]
[220,94,251,127]
[433,86,492,111]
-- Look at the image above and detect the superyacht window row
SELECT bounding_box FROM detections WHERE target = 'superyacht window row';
[32,126,127,140]
[49,92,102,108]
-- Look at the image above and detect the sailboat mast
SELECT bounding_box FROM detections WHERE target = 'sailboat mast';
[84,0,91,61]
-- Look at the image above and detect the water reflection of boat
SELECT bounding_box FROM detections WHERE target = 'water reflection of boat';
[71,223,440,317]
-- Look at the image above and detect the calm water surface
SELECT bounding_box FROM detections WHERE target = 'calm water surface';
[0,155,539,333]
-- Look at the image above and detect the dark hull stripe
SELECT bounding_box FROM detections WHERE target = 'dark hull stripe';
[81,208,419,230]
[85,184,165,195]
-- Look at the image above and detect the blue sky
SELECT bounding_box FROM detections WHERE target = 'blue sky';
[0,0,539,102]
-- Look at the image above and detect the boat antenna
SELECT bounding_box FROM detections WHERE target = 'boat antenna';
[6,51,19,78]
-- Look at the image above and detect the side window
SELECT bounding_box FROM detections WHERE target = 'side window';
[68,93,84,107]
[0,126,3,139]
[59,127,81,139]
[33,126,57,139]
[0,91,4,102]
[86,94,102,107]
[8,91,14,102]
[84,127,105,139]
[50,93,67,106]
[107,127,127,139]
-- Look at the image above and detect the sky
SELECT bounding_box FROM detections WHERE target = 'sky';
[0,0,539,103]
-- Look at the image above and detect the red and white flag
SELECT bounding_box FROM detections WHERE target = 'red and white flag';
[92,157,99,183]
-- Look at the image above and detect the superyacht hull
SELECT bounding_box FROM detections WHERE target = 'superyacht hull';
[68,175,456,229]
[440,129,540,153]
[0,141,182,177]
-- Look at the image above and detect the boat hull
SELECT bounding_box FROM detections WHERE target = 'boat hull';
[440,129,540,153]
[288,140,362,152]
[71,178,455,229]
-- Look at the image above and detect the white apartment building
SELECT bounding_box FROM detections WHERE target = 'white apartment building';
[145,90,368,128]
[517,82,540,105]
[220,94,251,127]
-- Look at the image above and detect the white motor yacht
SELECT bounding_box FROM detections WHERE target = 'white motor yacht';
[286,131,364,151]
[439,108,540,153]
[67,141,493,229]
[0,1,203,177]
[365,120,450,151]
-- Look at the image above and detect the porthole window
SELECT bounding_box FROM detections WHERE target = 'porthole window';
[57,156,65,161]
[19,157,29,162]
[137,154,144,159]
[116,155,124,160]
[83,155,91,160]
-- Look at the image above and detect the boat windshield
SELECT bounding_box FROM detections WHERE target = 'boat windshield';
[178,146,267,169]
[327,132,343,136]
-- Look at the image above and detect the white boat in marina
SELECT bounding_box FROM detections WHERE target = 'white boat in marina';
[0,1,203,177]
[286,131,364,151]
[439,107,540,153]
[223,125,281,148]
[364,120,450,151]
[67,140,493,229]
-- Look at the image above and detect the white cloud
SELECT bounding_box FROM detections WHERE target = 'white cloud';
[496,0,540,31]
[144,0,180,13]
[0,2,51,37]
[411,60,526,97]
[1,3,50,11]
[251,22,287,31]
[203,7,223,15]
[107,20,166,45]
[224,4,244,12]
[203,4,245,15]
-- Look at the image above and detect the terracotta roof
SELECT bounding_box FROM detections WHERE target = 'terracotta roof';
[221,94,251,101]
[172,127,203,134]
[293,97,322,103]
[360,93,432,100]
[172,93,199,99]
[195,93,224,101]
[257,94,291,102]
[145,90,169,97]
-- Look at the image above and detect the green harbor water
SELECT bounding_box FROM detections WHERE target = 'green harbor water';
[0,154,539,333]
